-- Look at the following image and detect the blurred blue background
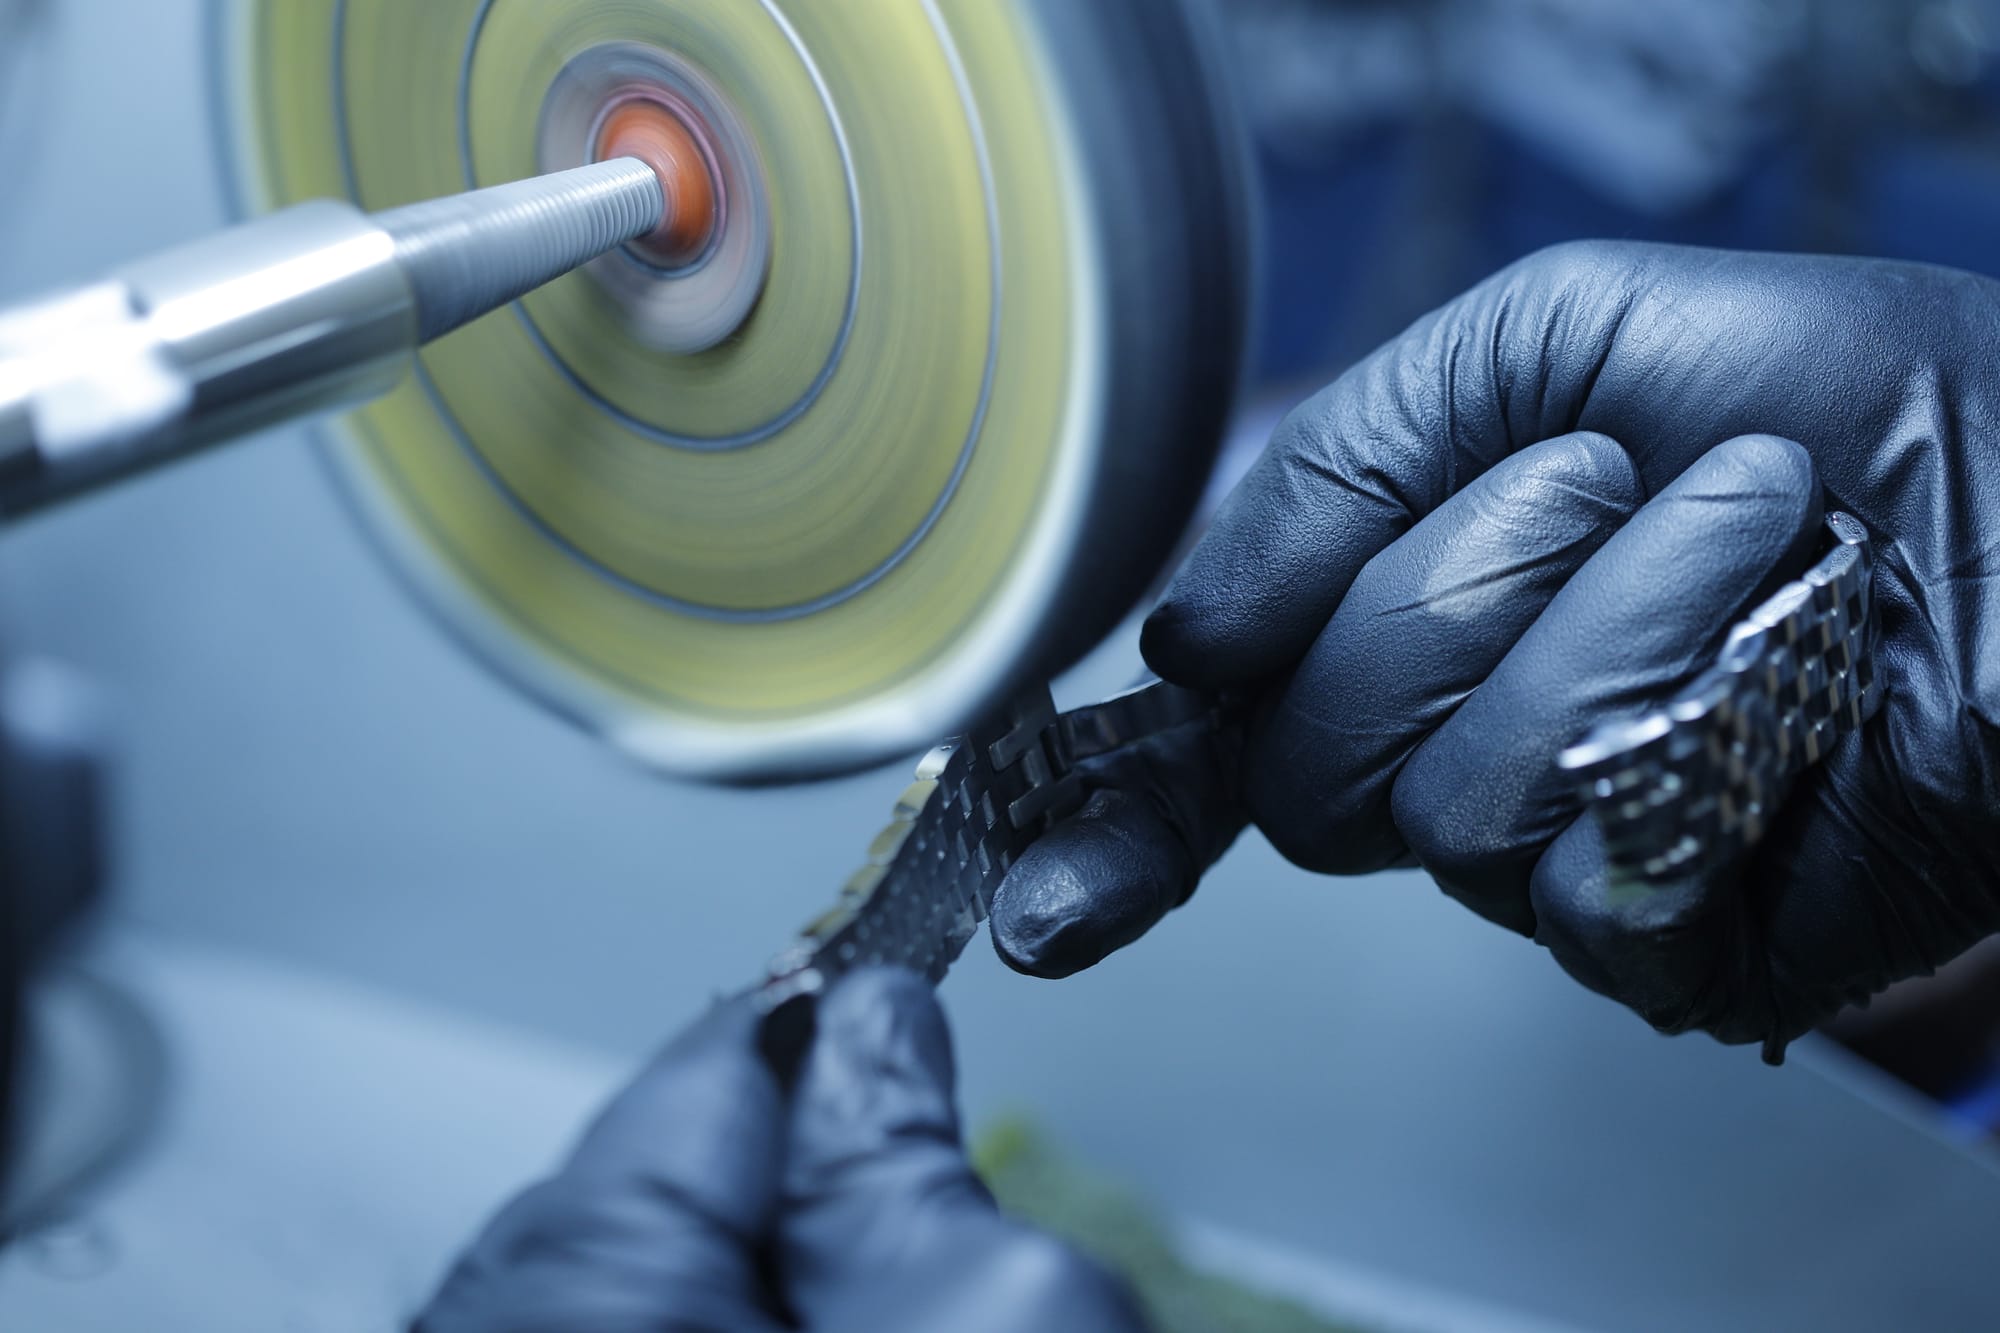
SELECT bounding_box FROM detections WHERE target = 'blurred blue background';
[1236,0,2000,383]
[3,1,2000,1330]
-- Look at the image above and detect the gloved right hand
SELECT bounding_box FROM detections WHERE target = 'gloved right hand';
[989,241,2000,1058]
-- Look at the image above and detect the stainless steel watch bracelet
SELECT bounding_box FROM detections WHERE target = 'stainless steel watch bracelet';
[757,680,1223,1009]
[1559,512,1883,886]
[758,512,1886,1005]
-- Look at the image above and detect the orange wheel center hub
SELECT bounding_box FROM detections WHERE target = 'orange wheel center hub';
[595,99,719,267]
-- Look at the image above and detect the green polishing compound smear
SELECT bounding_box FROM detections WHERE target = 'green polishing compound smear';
[973,1118,1379,1333]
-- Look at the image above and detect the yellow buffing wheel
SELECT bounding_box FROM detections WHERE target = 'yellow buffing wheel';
[214,0,1251,781]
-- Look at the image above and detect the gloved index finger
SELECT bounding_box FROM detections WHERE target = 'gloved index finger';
[1144,245,1642,689]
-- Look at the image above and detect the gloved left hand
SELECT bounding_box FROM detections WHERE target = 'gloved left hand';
[414,968,1143,1333]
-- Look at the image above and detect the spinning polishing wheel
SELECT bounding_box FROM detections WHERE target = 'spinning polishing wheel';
[213,0,1251,781]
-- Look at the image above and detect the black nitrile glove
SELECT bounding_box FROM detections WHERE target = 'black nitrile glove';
[991,241,2000,1056]
[416,969,1142,1333]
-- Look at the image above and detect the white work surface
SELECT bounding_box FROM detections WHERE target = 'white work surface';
[4,921,2000,1333]
[0,934,1596,1333]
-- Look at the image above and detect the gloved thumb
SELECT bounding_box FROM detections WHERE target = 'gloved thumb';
[778,968,1144,1333]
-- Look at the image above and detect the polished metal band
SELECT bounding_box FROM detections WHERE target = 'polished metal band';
[1560,512,1882,886]
[757,680,1219,1008]
[760,513,1885,1002]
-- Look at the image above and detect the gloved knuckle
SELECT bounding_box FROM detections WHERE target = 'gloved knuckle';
[1265,386,1344,475]
[1509,430,1629,492]
[1515,237,1649,287]
[1388,779,1478,881]
[1707,432,1817,500]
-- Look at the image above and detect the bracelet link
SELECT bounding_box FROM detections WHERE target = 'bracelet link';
[1560,513,1883,886]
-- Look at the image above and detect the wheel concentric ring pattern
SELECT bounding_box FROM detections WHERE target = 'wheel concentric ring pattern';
[216,0,1252,781]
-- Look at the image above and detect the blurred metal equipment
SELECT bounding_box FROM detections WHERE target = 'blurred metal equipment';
[0,660,120,1235]
[1,967,166,1242]
[213,0,1252,783]
[0,160,666,517]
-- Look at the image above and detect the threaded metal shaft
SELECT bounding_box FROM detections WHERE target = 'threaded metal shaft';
[377,158,664,344]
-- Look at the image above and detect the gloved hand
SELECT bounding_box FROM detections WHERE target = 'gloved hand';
[990,240,2000,1057]
[415,968,1142,1333]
